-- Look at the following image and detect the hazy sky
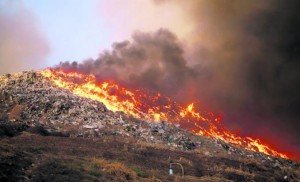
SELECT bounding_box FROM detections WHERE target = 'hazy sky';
[23,0,111,66]
[18,0,190,67]
[0,0,197,69]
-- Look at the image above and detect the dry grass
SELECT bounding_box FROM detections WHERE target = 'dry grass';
[87,158,137,181]
[185,175,231,182]
[223,166,254,177]
[8,104,24,121]
[136,139,171,150]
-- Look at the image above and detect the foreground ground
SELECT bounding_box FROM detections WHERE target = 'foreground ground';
[1,131,299,181]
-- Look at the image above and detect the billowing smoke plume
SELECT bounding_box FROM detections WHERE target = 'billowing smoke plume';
[59,29,197,97]
[173,0,300,156]
[0,1,49,75]
[59,0,300,158]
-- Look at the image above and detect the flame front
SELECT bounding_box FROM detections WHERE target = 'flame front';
[40,69,289,159]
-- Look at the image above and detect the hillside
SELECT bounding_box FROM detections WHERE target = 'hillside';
[0,71,299,181]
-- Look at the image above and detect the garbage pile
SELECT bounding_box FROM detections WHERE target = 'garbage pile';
[0,71,206,150]
[0,71,299,169]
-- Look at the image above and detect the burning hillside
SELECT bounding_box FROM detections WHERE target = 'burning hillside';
[41,68,289,159]
[0,71,299,181]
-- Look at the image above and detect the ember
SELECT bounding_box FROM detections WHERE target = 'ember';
[41,68,289,159]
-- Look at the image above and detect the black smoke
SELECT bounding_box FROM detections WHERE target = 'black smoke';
[58,0,300,159]
[59,29,198,96]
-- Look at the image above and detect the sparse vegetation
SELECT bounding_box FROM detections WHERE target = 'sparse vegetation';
[132,166,149,178]
[0,133,299,181]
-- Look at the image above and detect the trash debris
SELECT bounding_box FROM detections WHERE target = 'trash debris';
[0,71,298,172]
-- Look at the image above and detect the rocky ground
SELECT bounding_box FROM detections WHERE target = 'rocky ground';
[0,71,299,181]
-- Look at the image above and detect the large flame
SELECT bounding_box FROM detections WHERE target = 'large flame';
[40,68,289,159]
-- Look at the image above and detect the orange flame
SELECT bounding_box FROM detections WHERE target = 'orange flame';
[40,68,289,159]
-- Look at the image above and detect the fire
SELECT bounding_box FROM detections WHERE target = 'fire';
[40,68,289,159]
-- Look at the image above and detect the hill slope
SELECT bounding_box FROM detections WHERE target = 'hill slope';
[0,71,299,181]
